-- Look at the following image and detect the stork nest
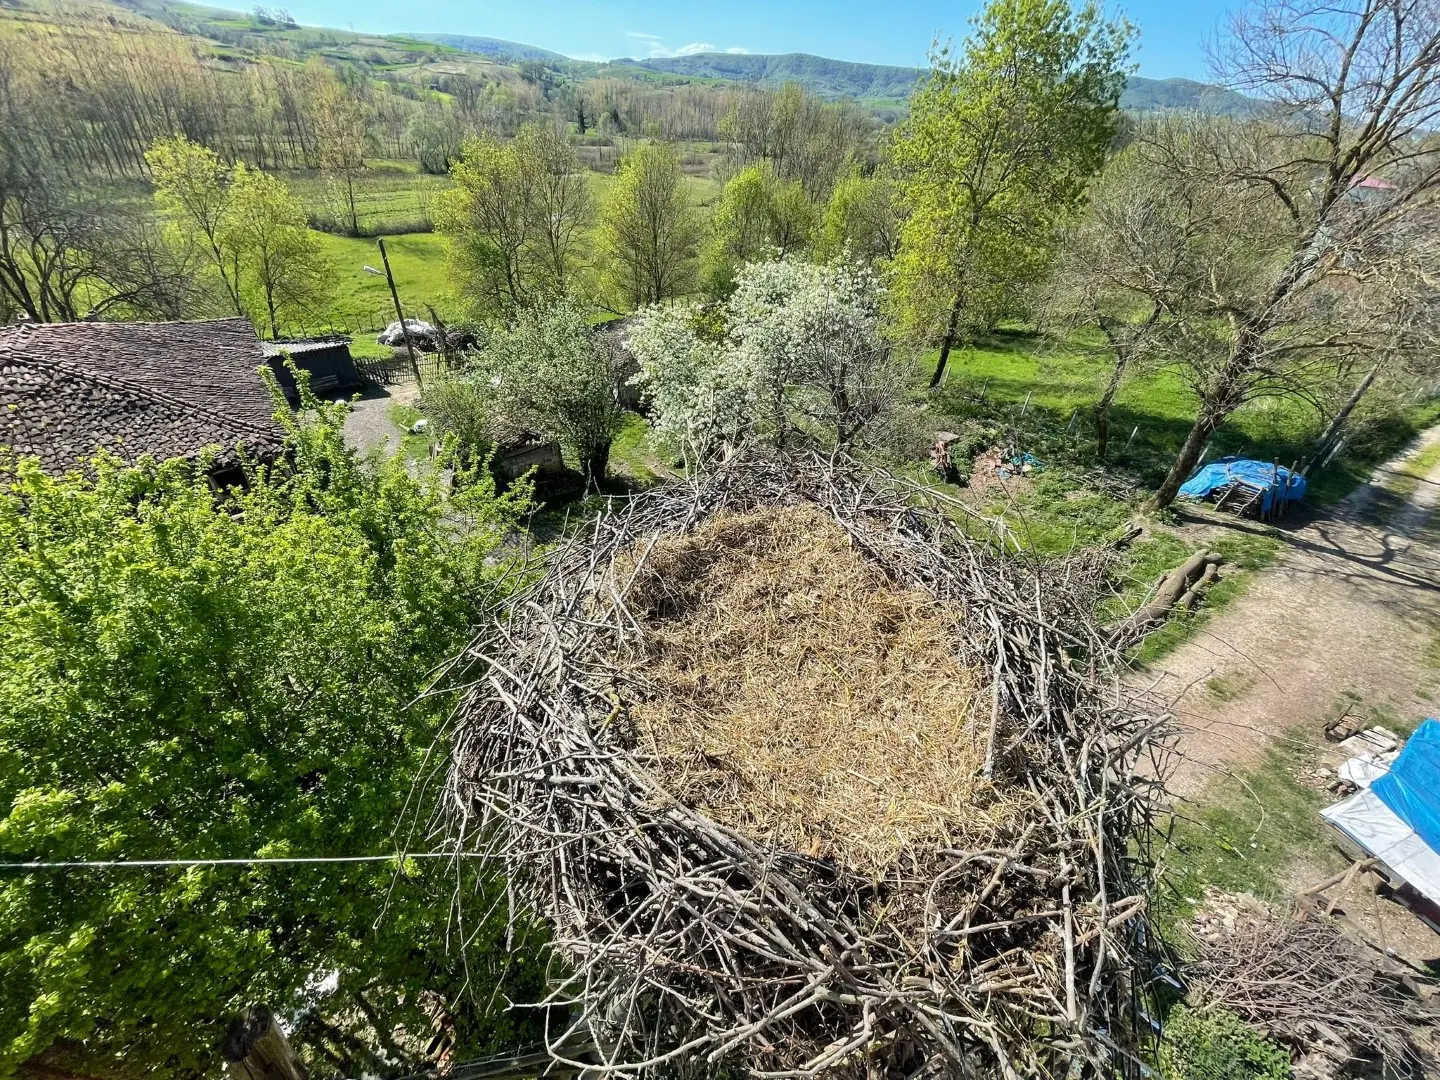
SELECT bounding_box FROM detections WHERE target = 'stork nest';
[445,450,1168,1078]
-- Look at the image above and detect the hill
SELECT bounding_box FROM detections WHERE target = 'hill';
[605,52,1259,114]
[1121,75,1260,115]
[611,52,923,101]
[407,32,567,63]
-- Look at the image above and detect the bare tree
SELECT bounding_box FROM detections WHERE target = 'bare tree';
[1133,0,1440,507]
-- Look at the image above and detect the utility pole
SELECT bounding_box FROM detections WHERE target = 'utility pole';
[369,238,422,389]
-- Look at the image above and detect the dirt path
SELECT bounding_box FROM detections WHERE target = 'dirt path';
[1151,428,1440,798]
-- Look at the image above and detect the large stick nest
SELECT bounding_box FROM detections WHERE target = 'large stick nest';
[445,451,1168,1078]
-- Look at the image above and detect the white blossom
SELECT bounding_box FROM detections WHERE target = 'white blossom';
[627,257,902,460]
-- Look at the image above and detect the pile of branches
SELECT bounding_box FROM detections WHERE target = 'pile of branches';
[1187,893,1435,1076]
[443,450,1170,1077]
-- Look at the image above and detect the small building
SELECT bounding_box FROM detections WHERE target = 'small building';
[0,318,284,482]
[262,337,364,400]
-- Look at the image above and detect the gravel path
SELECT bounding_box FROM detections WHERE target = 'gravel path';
[341,385,419,458]
[1150,427,1440,798]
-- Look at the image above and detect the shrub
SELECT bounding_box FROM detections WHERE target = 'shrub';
[1159,1004,1291,1080]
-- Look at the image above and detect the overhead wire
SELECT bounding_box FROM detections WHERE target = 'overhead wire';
[0,851,482,871]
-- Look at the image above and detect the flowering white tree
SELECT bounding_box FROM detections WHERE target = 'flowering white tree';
[473,299,625,487]
[626,258,906,461]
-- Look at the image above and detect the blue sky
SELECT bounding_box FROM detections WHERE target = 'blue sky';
[280,0,1231,80]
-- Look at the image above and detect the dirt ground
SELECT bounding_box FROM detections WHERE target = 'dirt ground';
[1151,427,1440,799]
[341,384,420,457]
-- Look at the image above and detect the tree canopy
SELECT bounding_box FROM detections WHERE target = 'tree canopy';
[0,380,540,1078]
[888,0,1132,385]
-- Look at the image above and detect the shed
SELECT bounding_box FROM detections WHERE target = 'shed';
[0,318,283,480]
[262,337,363,400]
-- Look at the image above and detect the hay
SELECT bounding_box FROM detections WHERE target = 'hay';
[443,450,1169,1078]
[625,505,1008,872]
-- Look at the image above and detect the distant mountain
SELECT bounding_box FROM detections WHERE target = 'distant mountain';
[606,52,1260,115]
[616,53,923,101]
[408,32,566,63]
[1121,76,1260,116]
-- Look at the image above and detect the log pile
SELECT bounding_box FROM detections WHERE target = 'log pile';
[443,450,1169,1077]
[1110,550,1224,649]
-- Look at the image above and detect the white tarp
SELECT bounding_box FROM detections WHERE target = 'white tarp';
[1321,787,1440,905]
[1338,752,1395,788]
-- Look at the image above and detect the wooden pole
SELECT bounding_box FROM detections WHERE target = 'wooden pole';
[223,1005,308,1080]
[377,238,422,389]
[426,303,451,368]
[1312,366,1378,465]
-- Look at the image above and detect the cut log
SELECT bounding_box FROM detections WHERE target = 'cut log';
[1179,561,1220,611]
[1110,550,1224,645]
[223,1006,307,1080]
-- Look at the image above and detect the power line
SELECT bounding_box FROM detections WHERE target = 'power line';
[0,852,482,871]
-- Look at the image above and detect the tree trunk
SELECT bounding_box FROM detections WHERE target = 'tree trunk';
[1151,410,1221,510]
[928,292,963,389]
[223,1005,308,1080]
[582,440,611,491]
[1311,366,1377,467]
[1094,351,1129,462]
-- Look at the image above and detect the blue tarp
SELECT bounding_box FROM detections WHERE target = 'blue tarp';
[1373,719,1440,853]
[1177,457,1308,516]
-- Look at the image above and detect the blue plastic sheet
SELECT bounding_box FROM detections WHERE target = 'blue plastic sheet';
[1372,719,1440,853]
[1177,457,1308,515]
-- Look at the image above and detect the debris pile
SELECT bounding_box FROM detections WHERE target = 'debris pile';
[445,450,1168,1076]
[1187,890,1434,1077]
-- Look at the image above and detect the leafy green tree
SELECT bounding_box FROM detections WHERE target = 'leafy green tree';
[702,162,818,297]
[226,163,333,338]
[148,136,248,317]
[598,141,701,309]
[889,0,1131,386]
[819,168,900,264]
[473,299,626,487]
[435,124,592,319]
[0,379,539,1078]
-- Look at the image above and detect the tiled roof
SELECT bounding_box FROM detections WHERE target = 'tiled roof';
[0,319,284,474]
[260,337,350,358]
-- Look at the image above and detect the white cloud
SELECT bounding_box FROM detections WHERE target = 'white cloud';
[725,46,750,54]
[627,31,731,59]
[568,51,612,62]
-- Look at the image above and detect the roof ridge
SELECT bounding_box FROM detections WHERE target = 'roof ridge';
[0,335,283,444]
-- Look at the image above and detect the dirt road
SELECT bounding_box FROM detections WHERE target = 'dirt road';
[1151,429,1440,798]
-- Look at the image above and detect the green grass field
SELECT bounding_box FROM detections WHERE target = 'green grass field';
[306,231,453,336]
[930,329,1440,507]
[302,168,723,338]
[283,161,451,236]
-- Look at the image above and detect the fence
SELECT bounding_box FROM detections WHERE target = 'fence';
[353,351,457,389]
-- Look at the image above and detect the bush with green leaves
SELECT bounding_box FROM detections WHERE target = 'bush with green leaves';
[422,372,495,468]
[1159,1004,1291,1080]
[471,299,626,488]
[0,376,539,1078]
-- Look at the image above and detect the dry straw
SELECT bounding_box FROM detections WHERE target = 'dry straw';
[444,450,1169,1078]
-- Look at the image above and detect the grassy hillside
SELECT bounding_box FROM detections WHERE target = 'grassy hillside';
[1121,75,1261,115]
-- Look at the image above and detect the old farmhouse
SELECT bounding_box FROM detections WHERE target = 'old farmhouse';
[0,318,284,481]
